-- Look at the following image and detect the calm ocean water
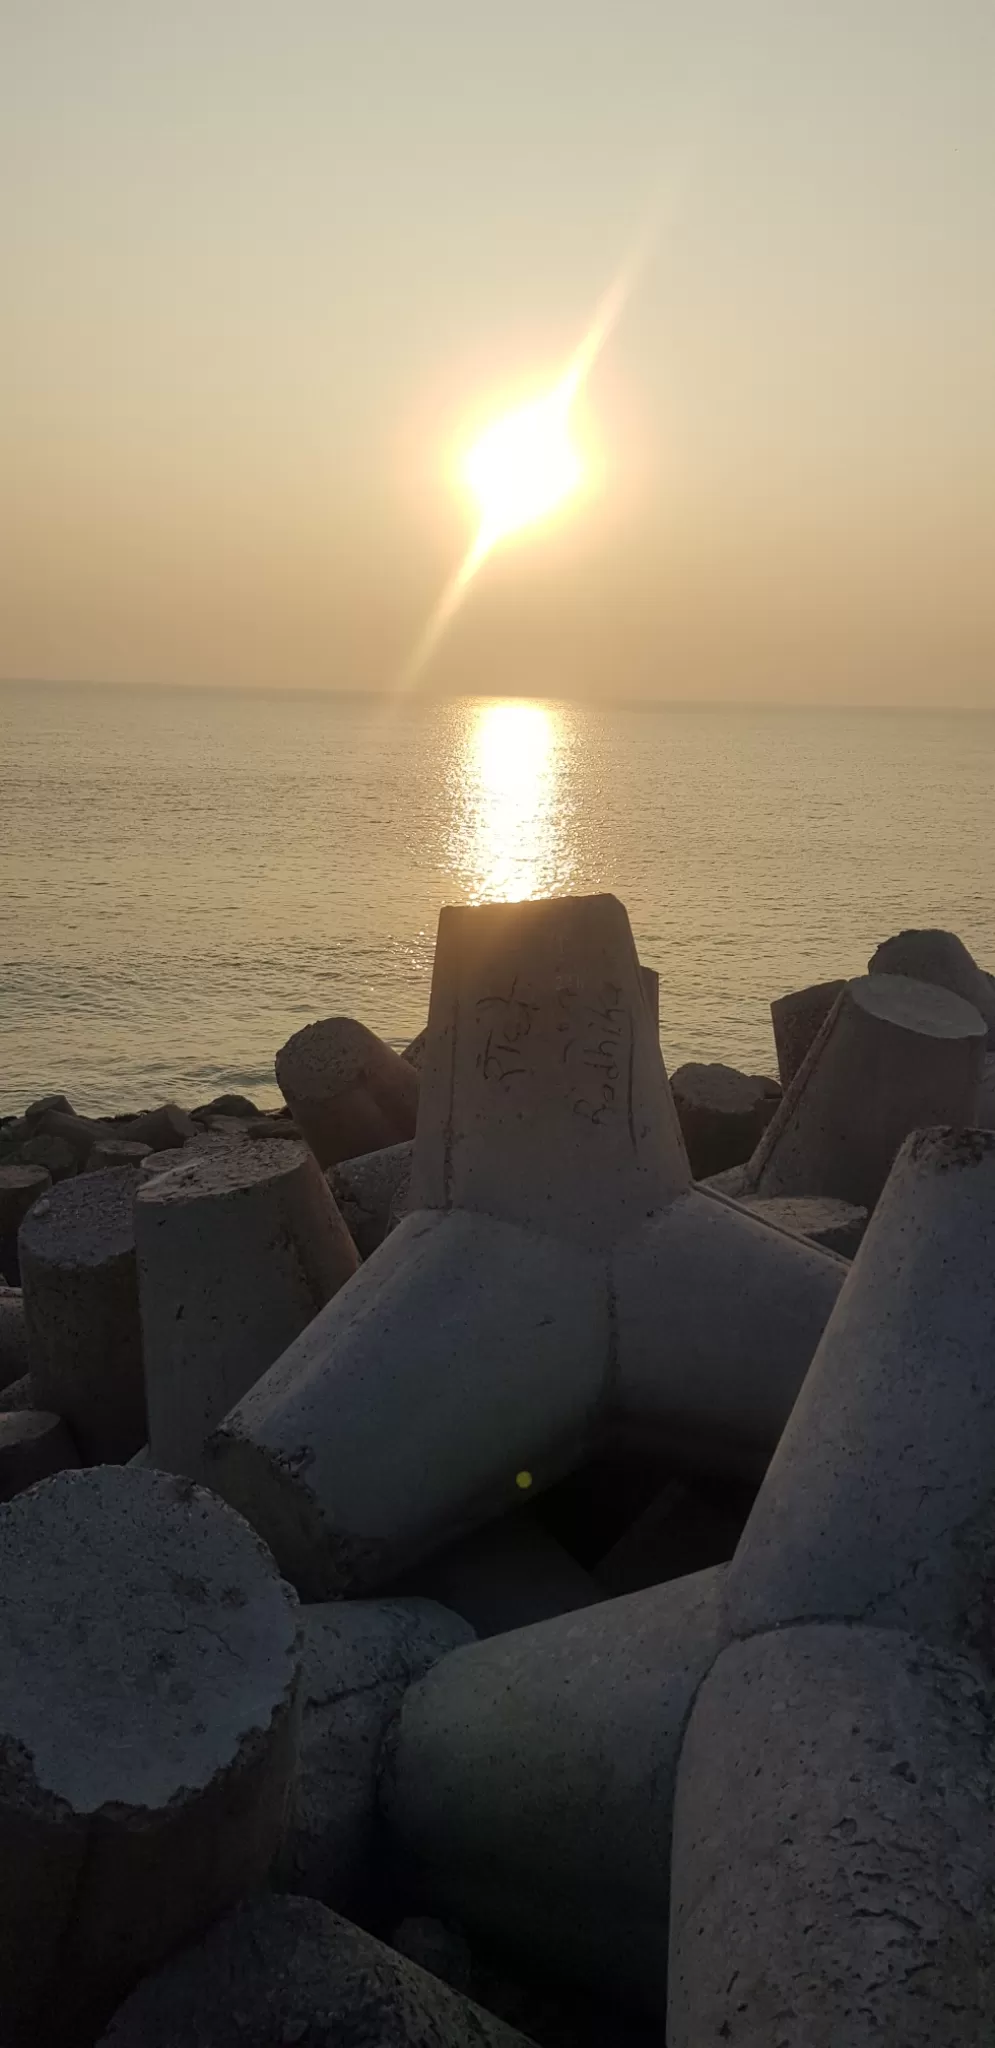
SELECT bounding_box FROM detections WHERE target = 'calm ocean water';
[2,683,993,1117]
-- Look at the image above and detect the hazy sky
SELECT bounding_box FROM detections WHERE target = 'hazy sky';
[3,2,993,702]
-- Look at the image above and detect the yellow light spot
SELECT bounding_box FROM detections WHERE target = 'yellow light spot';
[462,377,584,554]
[516,1470,533,1490]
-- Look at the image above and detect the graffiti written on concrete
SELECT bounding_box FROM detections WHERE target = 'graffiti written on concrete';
[474,979,635,1133]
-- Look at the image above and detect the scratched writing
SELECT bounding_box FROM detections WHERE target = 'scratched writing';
[475,979,540,1088]
[557,983,633,1126]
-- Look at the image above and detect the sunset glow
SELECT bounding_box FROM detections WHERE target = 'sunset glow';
[462,377,584,553]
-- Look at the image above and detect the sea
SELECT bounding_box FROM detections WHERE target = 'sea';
[2,682,993,1117]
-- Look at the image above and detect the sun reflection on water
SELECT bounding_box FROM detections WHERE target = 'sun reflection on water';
[449,701,572,903]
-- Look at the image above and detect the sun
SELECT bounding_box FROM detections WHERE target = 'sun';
[462,374,585,554]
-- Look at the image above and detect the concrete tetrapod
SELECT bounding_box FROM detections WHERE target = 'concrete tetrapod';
[382,1565,729,2013]
[19,1165,147,1460]
[0,1466,300,2046]
[275,1015,420,1167]
[98,1893,536,2047]
[206,895,846,1594]
[135,1139,358,1480]
[669,1624,995,2047]
[666,1124,995,2044]
[748,972,986,1210]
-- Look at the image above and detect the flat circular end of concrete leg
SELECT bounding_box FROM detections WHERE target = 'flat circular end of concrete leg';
[0,1464,299,1814]
[18,1166,142,1270]
[852,973,987,1042]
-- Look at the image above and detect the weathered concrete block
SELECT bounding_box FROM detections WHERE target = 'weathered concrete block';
[87,1138,152,1171]
[190,1092,262,1120]
[208,896,845,1594]
[98,1894,535,2046]
[0,1164,52,1240]
[116,1102,197,1151]
[670,1062,780,1179]
[17,1133,76,1181]
[736,1191,867,1256]
[669,1623,995,2048]
[770,977,846,1089]
[382,1565,728,2014]
[0,1286,29,1389]
[869,925,995,1045]
[276,1016,419,1167]
[275,1597,473,1909]
[0,1410,79,1499]
[750,974,986,1209]
[639,962,660,1033]
[19,1166,146,1461]
[24,1092,76,1123]
[0,1467,300,2045]
[136,1139,358,1480]
[329,1139,413,1258]
[727,1125,995,1651]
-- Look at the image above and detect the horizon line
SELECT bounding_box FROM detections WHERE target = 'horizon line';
[2,674,995,715]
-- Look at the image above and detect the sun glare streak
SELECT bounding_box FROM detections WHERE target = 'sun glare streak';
[394,231,651,697]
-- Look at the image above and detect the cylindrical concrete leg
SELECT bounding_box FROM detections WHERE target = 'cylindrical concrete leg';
[136,1139,358,1479]
[727,1126,995,1649]
[614,1187,846,1480]
[770,978,845,1089]
[669,1623,995,2048]
[18,1167,146,1460]
[275,1017,420,1167]
[751,973,986,1207]
[382,1565,729,2015]
[0,1466,300,2046]
[0,1165,52,1240]
[0,1166,52,1283]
